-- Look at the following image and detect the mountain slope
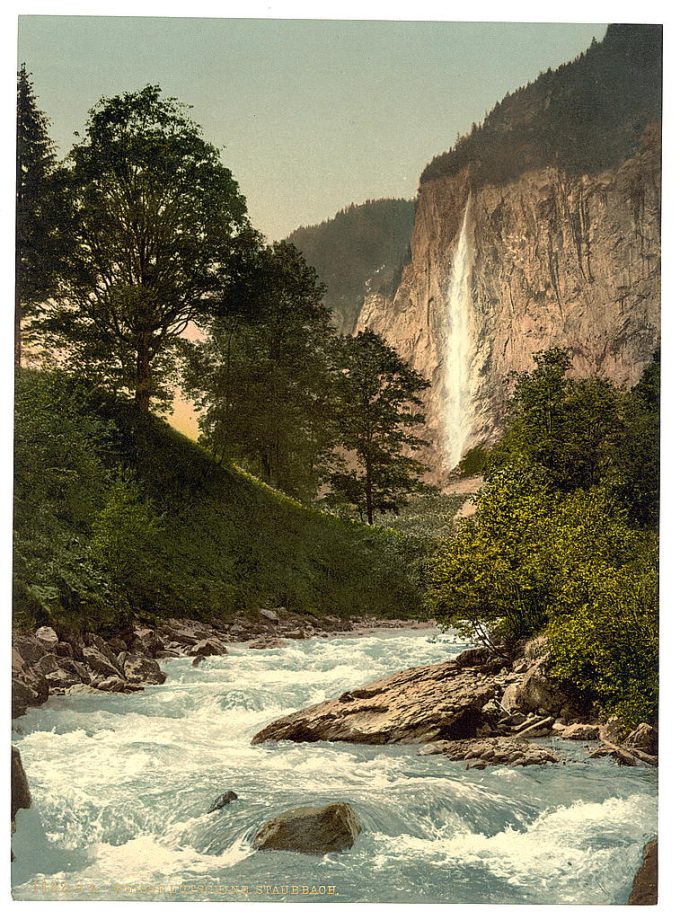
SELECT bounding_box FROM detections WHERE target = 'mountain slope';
[287,198,415,333]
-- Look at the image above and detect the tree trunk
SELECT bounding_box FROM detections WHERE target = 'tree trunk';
[365,455,374,525]
[134,335,152,412]
[14,293,22,369]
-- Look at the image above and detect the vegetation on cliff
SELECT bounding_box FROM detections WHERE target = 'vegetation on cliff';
[421,24,661,187]
[429,350,660,727]
[287,198,415,333]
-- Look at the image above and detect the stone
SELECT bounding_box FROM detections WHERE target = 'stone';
[599,716,628,746]
[93,676,126,692]
[500,662,567,718]
[33,653,63,677]
[192,655,206,667]
[12,747,31,821]
[253,659,497,745]
[45,669,82,691]
[12,671,49,718]
[254,803,361,855]
[624,723,658,756]
[259,609,280,623]
[249,637,285,649]
[420,737,559,768]
[628,838,657,905]
[54,641,74,658]
[208,790,239,813]
[83,646,124,679]
[13,634,48,667]
[123,655,167,685]
[559,723,601,741]
[131,627,165,658]
[190,638,227,657]
[35,626,59,649]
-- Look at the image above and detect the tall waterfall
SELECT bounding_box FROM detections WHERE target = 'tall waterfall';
[444,198,473,469]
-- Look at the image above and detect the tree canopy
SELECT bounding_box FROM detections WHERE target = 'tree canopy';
[325,330,431,523]
[41,84,254,410]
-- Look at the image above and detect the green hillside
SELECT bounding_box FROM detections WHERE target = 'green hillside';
[13,370,424,635]
[287,198,415,333]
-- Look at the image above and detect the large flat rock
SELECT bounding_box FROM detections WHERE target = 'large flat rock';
[252,659,497,745]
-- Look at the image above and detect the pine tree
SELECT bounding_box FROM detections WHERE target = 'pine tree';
[15,65,70,367]
[326,330,430,523]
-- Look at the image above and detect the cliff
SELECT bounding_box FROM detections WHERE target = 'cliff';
[356,25,661,480]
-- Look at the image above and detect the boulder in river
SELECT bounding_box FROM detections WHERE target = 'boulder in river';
[252,659,497,745]
[122,655,167,685]
[628,838,657,904]
[254,803,361,855]
[208,790,239,813]
[12,747,31,822]
[190,638,227,657]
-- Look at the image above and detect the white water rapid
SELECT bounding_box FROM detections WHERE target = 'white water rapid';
[444,199,474,469]
[11,629,656,903]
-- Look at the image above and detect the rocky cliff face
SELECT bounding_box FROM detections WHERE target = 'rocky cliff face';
[357,130,661,482]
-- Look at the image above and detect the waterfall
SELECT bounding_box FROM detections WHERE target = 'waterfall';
[444,198,473,469]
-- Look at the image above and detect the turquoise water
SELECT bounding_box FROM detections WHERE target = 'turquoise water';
[12,629,657,903]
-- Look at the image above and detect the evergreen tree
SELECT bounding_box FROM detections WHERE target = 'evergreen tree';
[326,330,430,523]
[15,65,71,367]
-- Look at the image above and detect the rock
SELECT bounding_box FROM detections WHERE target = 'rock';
[131,627,165,658]
[156,649,181,659]
[83,646,124,679]
[12,671,49,718]
[254,803,361,855]
[624,723,658,756]
[45,669,82,691]
[54,641,74,658]
[559,723,601,741]
[421,737,560,768]
[500,662,567,718]
[259,609,280,624]
[192,655,206,667]
[599,716,628,746]
[107,637,128,654]
[33,653,64,678]
[455,646,504,670]
[589,743,644,767]
[13,634,46,667]
[122,655,166,685]
[628,838,657,905]
[253,659,497,745]
[93,676,126,692]
[35,626,59,649]
[87,635,121,669]
[190,638,227,657]
[249,637,285,649]
[208,790,239,813]
[12,747,31,822]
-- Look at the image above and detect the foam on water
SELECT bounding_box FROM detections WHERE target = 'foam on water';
[12,629,656,903]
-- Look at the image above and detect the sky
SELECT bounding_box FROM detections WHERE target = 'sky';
[17,17,607,242]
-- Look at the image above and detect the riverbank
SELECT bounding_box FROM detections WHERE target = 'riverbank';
[12,612,434,718]
[252,636,659,770]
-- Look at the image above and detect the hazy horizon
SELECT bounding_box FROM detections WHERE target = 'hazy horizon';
[17,17,606,242]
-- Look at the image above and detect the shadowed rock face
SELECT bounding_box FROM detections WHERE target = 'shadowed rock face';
[252,659,496,745]
[254,803,362,855]
[11,747,31,823]
[628,838,657,905]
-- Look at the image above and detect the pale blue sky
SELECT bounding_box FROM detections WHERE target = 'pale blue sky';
[18,17,607,241]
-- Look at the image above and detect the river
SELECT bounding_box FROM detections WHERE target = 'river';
[11,628,657,903]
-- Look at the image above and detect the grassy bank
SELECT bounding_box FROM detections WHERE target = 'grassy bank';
[13,370,424,634]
